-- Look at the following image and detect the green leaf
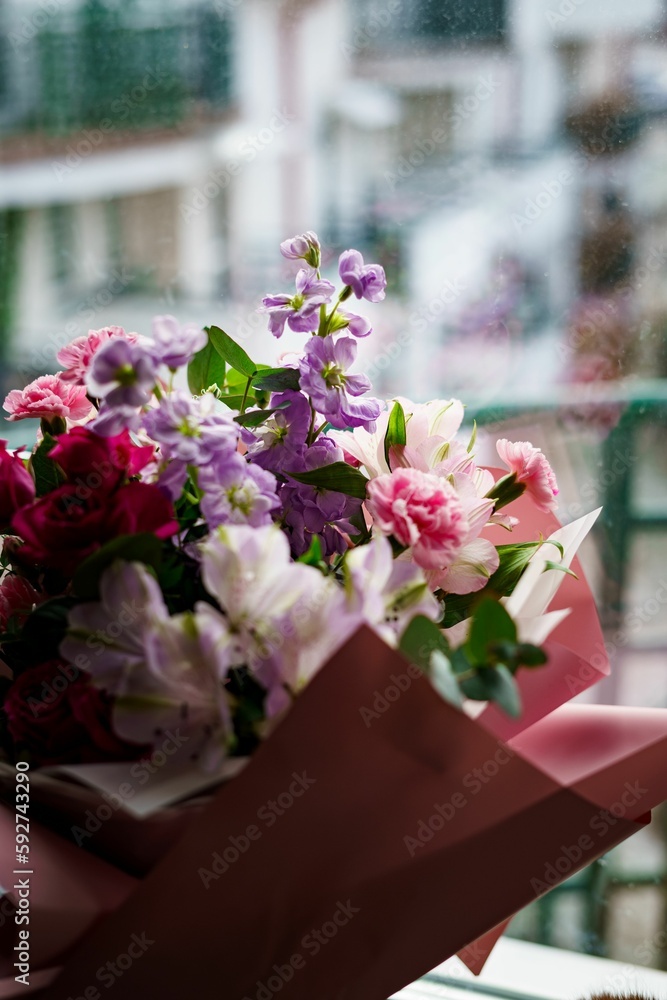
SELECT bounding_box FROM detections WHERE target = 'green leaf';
[187,338,226,395]
[252,367,301,392]
[515,643,549,668]
[399,615,450,673]
[430,649,464,708]
[480,664,522,718]
[441,592,476,629]
[219,394,249,411]
[21,596,78,653]
[467,420,478,454]
[467,597,517,666]
[289,462,369,500]
[30,433,65,497]
[73,534,163,601]
[543,560,578,580]
[234,403,290,428]
[208,326,257,377]
[486,472,525,511]
[298,536,324,567]
[384,400,407,467]
[486,542,541,597]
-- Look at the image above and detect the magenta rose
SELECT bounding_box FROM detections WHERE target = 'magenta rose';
[0,576,41,632]
[11,485,112,572]
[49,427,154,496]
[3,661,147,766]
[0,442,35,531]
[109,481,180,539]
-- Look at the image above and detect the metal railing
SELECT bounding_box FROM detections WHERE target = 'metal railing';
[0,0,234,138]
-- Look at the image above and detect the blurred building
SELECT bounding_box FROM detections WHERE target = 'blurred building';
[1,0,666,395]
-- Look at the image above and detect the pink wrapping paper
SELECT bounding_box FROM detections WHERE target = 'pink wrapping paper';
[480,491,609,741]
[26,626,667,1000]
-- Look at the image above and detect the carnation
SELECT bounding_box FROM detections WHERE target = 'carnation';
[57,326,139,386]
[367,467,469,571]
[3,374,93,424]
[496,439,559,514]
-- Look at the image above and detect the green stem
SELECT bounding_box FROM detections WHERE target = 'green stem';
[239,376,252,415]
[306,405,317,447]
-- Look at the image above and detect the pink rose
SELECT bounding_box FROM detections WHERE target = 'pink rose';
[496,439,559,513]
[57,326,138,386]
[0,576,41,632]
[3,374,93,424]
[0,441,35,531]
[367,467,468,570]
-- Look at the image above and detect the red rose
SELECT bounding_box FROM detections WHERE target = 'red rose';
[0,441,35,532]
[3,660,147,767]
[109,481,179,539]
[11,484,112,573]
[49,427,154,497]
[0,576,41,632]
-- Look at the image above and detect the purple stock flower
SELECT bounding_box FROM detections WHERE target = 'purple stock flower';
[199,454,280,529]
[280,231,321,269]
[150,315,208,370]
[143,392,238,465]
[338,250,387,303]
[88,404,142,438]
[248,391,311,473]
[298,335,381,431]
[338,311,372,338]
[281,437,362,557]
[86,338,157,408]
[262,268,334,339]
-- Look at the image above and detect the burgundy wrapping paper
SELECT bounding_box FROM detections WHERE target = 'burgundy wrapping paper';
[33,626,666,1000]
[0,808,135,982]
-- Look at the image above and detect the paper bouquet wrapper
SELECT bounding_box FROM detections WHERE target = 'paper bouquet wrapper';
[12,624,667,1000]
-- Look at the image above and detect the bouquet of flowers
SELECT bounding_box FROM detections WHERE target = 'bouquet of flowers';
[1,232,667,1000]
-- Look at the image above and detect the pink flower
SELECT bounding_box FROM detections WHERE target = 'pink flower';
[0,576,41,632]
[367,467,468,571]
[57,326,138,386]
[3,374,93,424]
[496,439,559,513]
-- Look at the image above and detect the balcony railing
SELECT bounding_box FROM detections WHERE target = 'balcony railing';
[0,0,234,138]
[351,0,507,51]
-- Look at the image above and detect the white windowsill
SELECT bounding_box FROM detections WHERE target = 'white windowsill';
[393,938,667,1000]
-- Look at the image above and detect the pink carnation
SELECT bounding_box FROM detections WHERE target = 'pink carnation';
[496,439,559,513]
[57,326,138,386]
[367,467,468,571]
[3,374,93,423]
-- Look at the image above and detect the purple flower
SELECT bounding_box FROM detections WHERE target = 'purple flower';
[262,269,334,339]
[281,437,362,557]
[150,315,208,370]
[86,338,157,408]
[338,250,387,303]
[88,404,142,438]
[248,391,311,473]
[298,335,381,431]
[156,460,189,502]
[199,454,280,528]
[339,311,372,338]
[143,392,238,465]
[280,231,321,269]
